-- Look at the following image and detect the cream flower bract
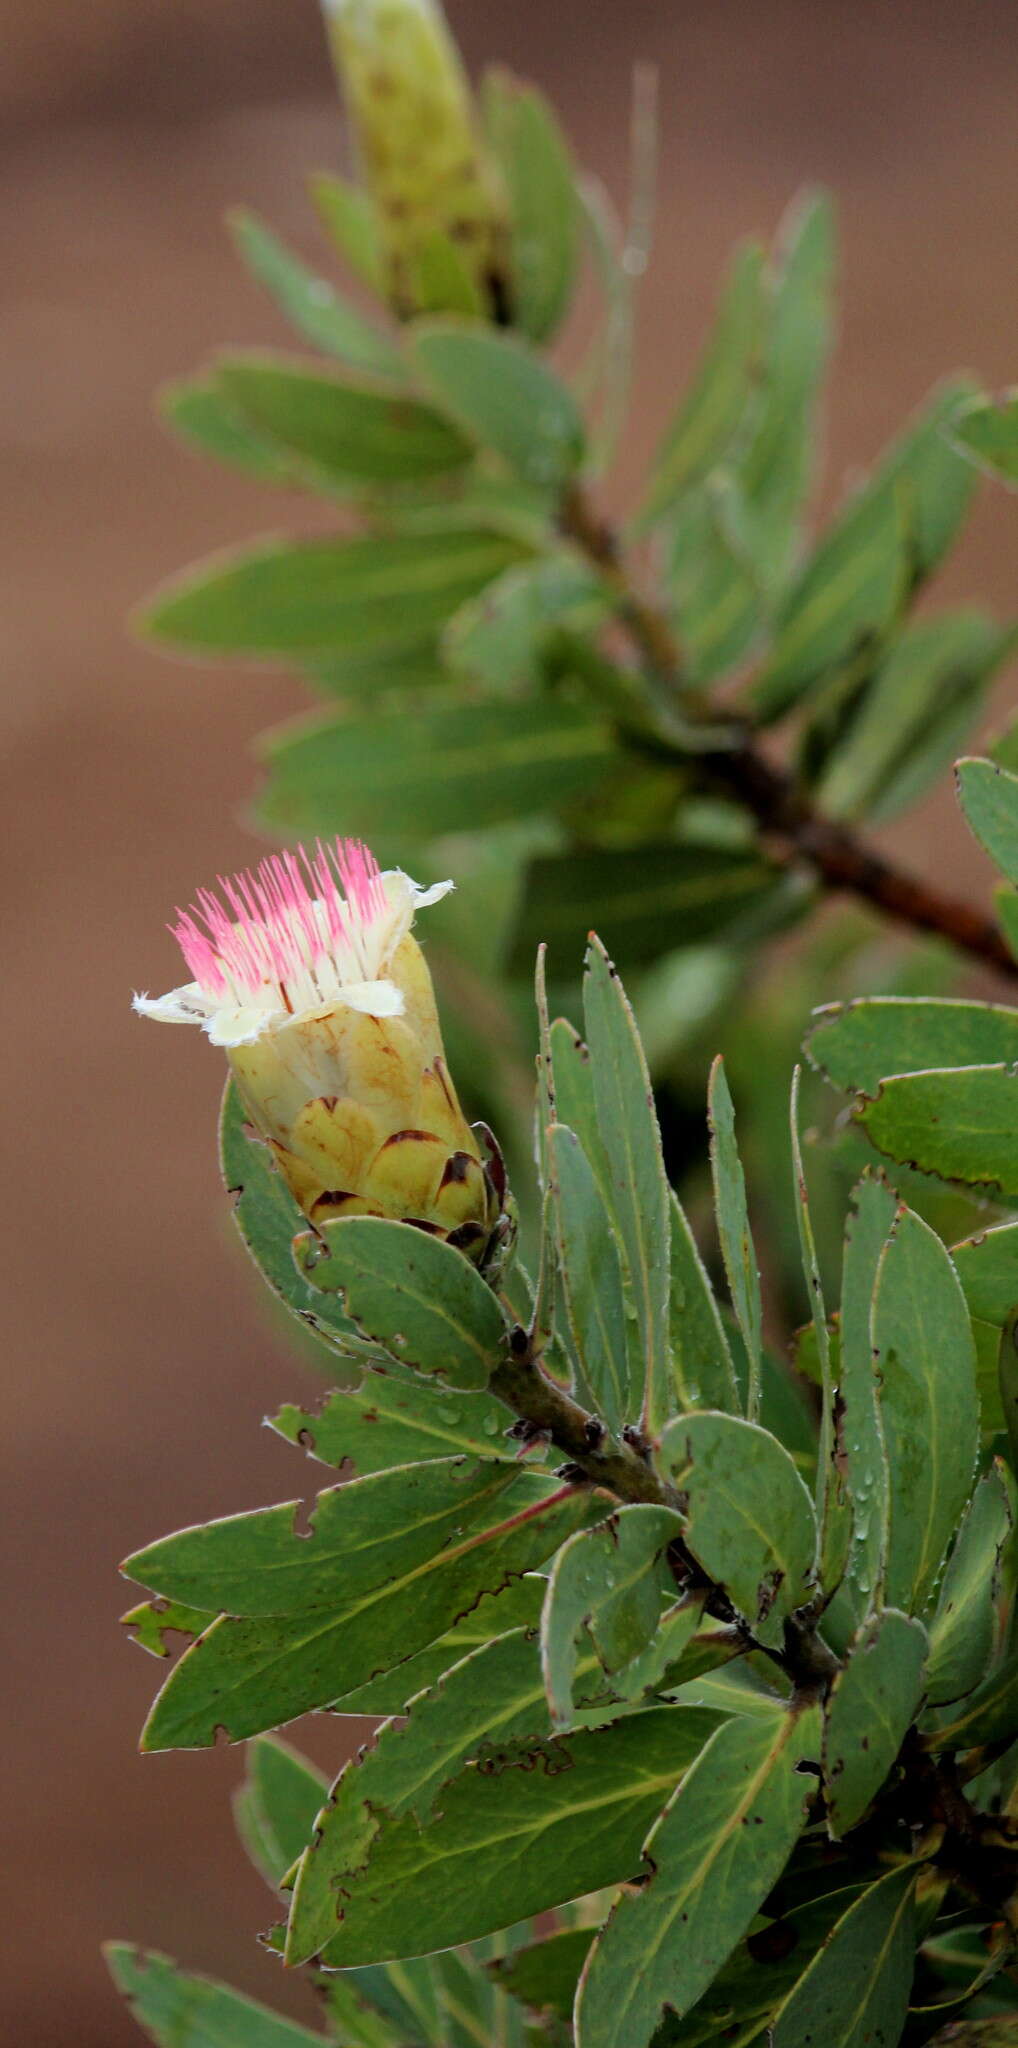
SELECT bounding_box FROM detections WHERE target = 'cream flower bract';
[134,837,497,1251]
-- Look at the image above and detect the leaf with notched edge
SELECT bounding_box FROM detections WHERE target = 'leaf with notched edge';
[130,1464,602,1748]
[328,1572,547,1716]
[806,996,1018,1100]
[295,1217,510,1389]
[574,1707,820,2048]
[951,1222,1018,1328]
[540,1505,683,1726]
[288,1620,670,1969]
[271,1373,511,1474]
[287,1705,724,1967]
[858,1063,1018,1205]
[660,1412,816,1647]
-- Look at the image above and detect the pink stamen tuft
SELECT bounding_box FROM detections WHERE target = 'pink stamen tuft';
[170,837,386,1004]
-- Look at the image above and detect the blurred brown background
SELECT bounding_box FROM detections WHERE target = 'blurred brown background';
[5,1,1018,2040]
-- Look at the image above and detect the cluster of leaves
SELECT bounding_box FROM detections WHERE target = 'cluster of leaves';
[805,748,1018,1213]
[137,65,1017,1096]
[113,905,1018,2048]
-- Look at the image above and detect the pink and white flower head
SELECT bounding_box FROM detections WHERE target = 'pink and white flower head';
[133,838,453,1049]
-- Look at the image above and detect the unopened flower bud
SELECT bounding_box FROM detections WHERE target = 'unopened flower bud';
[134,838,498,1254]
[321,0,510,318]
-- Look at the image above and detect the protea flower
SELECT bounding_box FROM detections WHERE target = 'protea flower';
[320,0,510,318]
[134,838,502,1257]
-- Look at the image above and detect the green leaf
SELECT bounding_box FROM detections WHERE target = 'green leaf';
[791,1067,847,1593]
[288,1629,554,1963]
[293,1217,509,1390]
[647,240,766,517]
[228,208,405,382]
[768,1863,918,2048]
[661,195,835,681]
[808,996,1018,1098]
[219,1080,381,1362]
[127,1457,535,1618]
[660,1413,817,1646]
[233,1735,327,1889]
[305,646,452,702]
[583,938,671,1435]
[483,69,580,344]
[999,1311,1018,1479]
[737,190,835,581]
[874,377,978,578]
[443,553,605,693]
[859,1065,1018,1204]
[872,1206,980,1612]
[216,353,473,488]
[751,474,907,723]
[326,1574,546,1716]
[668,1190,740,1413]
[257,693,613,841]
[159,371,311,483]
[549,1017,614,1208]
[574,1707,819,2048]
[926,1462,1014,1706]
[122,1598,214,1658]
[708,1057,763,1421]
[133,1465,598,1747]
[540,1505,683,1725]
[141,527,530,660]
[817,614,1017,824]
[957,755,1018,885]
[309,173,385,295]
[410,322,585,490]
[822,1608,927,1835]
[291,1704,724,1966]
[509,844,781,973]
[953,1224,1018,1328]
[950,388,1018,488]
[488,1926,593,2023]
[834,1174,898,1636]
[104,1945,327,2048]
[547,1123,630,1433]
[928,1645,1018,1750]
[290,1621,663,1970]
[271,1373,511,1474]
[753,380,976,723]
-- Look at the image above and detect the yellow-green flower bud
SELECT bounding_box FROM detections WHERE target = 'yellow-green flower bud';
[321,0,510,317]
[133,837,498,1256]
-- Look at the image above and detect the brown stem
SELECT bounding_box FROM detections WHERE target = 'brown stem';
[561,483,1017,983]
[491,1325,820,1685]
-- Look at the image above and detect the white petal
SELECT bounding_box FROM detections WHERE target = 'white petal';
[132,983,215,1027]
[410,877,455,910]
[334,977,405,1017]
[206,1003,282,1048]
